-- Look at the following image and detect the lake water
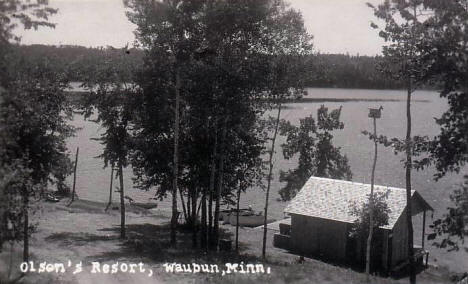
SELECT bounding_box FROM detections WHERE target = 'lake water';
[66,87,467,272]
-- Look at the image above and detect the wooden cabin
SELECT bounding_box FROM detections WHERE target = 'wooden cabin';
[273,176,433,273]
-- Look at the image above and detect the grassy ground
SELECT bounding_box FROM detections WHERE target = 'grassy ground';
[0,199,455,284]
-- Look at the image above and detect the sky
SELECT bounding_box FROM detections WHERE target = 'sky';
[17,0,385,56]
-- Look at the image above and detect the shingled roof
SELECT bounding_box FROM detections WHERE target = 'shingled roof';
[284,176,433,230]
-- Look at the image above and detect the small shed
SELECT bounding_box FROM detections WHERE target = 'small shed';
[274,176,433,272]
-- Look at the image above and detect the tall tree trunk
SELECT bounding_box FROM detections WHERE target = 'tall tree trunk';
[69,147,79,205]
[191,188,197,248]
[200,118,210,249]
[407,6,418,283]
[171,66,181,247]
[22,190,29,262]
[7,241,14,279]
[119,161,126,239]
[214,118,227,249]
[366,117,378,276]
[208,188,213,248]
[406,82,415,284]
[262,103,282,260]
[179,187,187,221]
[201,186,207,251]
[208,121,218,249]
[105,164,114,211]
[235,181,242,253]
[187,190,191,222]
[0,176,5,251]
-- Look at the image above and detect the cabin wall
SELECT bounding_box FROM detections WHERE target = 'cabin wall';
[382,229,390,271]
[291,214,348,262]
[0,186,4,245]
[392,210,409,266]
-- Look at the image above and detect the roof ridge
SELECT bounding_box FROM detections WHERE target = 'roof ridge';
[308,176,413,193]
[285,176,431,230]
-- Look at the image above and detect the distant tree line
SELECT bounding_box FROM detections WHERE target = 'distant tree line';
[14,44,144,82]
[15,44,415,90]
[308,53,407,89]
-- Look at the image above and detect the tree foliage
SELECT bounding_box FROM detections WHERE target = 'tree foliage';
[0,58,74,255]
[430,175,468,252]
[0,0,72,259]
[0,0,58,87]
[80,45,139,239]
[350,190,391,240]
[278,105,352,201]
[81,47,137,170]
[368,2,467,281]
[0,0,57,44]
[125,0,312,248]
[0,159,34,250]
[368,0,434,86]
[1,58,74,185]
[349,189,391,271]
[422,0,468,180]
[420,0,468,254]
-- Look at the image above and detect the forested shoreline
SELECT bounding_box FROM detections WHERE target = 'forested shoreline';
[16,44,409,90]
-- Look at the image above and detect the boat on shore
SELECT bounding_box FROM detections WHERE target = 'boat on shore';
[219,209,233,221]
[228,210,275,227]
[131,202,158,210]
[219,208,251,222]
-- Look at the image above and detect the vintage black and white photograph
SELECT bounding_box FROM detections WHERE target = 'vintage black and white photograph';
[0,0,467,283]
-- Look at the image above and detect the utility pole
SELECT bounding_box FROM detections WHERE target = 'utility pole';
[366,106,382,278]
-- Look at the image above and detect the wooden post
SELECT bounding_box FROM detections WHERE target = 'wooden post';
[366,106,381,277]
[68,147,79,206]
[422,210,426,249]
